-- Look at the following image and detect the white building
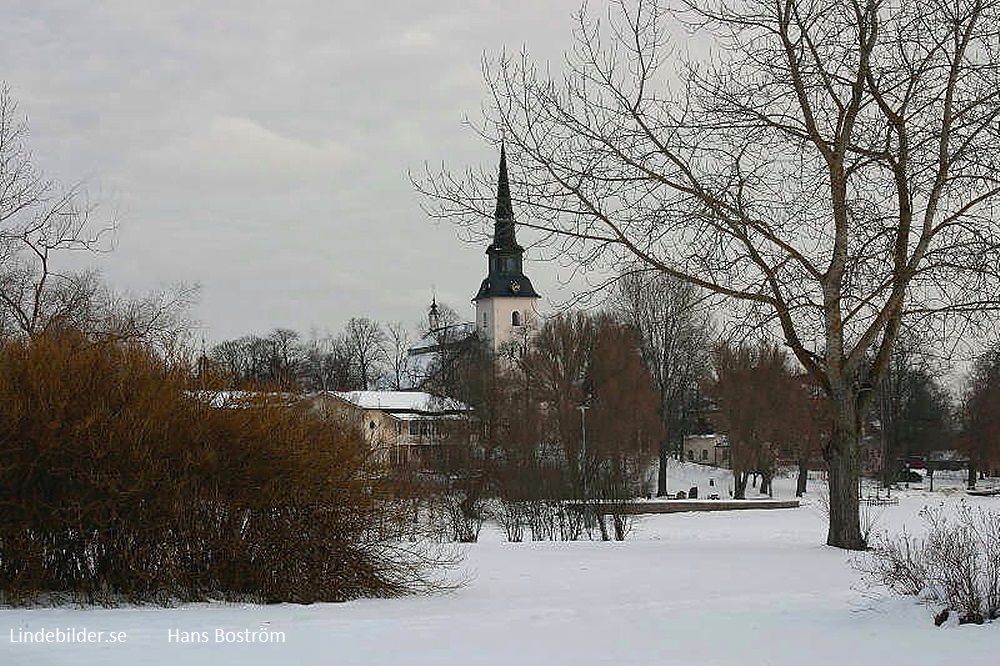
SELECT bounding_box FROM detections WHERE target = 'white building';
[683,434,730,468]
[310,390,472,470]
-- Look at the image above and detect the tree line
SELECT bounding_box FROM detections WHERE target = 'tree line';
[202,265,999,506]
[204,317,416,392]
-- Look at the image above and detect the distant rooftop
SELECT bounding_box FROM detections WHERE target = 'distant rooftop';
[326,390,469,414]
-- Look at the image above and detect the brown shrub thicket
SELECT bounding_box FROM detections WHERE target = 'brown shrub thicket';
[0,330,446,606]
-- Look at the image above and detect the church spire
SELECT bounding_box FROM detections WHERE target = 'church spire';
[492,142,518,251]
[494,142,513,221]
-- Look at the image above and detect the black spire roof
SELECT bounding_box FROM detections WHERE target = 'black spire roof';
[494,142,514,221]
[474,144,539,301]
[490,142,519,252]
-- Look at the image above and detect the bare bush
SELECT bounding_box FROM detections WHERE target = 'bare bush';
[859,504,1000,624]
[434,488,486,544]
[490,498,526,543]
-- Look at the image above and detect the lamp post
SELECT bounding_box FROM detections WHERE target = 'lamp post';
[577,402,589,501]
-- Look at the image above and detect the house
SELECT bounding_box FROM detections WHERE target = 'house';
[683,434,730,468]
[309,390,473,472]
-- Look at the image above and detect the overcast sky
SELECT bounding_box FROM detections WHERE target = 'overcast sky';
[2,0,587,343]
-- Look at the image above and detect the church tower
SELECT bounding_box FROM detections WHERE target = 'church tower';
[474,144,540,354]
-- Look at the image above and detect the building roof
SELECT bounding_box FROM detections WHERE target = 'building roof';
[326,390,469,415]
[408,322,477,354]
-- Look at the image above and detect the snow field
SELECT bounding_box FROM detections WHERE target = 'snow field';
[1,462,997,665]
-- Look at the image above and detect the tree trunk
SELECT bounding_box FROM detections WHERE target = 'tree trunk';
[824,396,865,550]
[733,470,749,499]
[760,470,773,496]
[657,440,669,497]
[967,460,977,489]
[796,457,808,497]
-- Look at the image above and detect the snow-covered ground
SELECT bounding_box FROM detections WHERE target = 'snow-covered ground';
[2,463,997,666]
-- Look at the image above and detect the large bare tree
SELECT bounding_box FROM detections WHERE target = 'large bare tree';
[1,85,111,335]
[418,0,1000,549]
[615,268,712,496]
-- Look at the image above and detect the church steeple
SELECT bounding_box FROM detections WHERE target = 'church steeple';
[473,143,541,354]
[474,144,539,302]
[428,294,441,332]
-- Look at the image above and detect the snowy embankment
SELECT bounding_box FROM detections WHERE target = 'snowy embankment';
[2,463,997,666]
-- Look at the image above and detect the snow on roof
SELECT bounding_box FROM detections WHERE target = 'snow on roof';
[402,322,478,390]
[187,390,299,408]
[327,390,469,414]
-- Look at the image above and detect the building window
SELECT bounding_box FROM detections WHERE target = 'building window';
[701,449,709,461]
[409,421,420,438]
[482,312,487,328]
[511,311,521,326]
[687,450,694,461]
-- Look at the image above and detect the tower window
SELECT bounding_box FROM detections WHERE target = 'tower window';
[511,311,521,326]
[482,312,487,328]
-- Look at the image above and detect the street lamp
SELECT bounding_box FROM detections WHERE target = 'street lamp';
[577,402,589,501]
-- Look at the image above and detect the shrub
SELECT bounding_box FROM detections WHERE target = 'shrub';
[0,330,451,606]
[858,504,1000,624]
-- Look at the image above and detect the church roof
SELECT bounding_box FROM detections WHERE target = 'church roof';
[402,322,479,389]
[408,322,477,354]
[474,275,539,300]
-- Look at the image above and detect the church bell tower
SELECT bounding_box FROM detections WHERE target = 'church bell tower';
[473,144,540,354]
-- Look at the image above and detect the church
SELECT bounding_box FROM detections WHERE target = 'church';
[405,145,541,387]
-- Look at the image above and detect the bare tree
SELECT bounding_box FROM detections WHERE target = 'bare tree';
[615,268,712,496]
[961,344,1000,484]
[418,0,1000,548]
[385,321,414,390]
[267,328,302,390]
[1,85,112,335]
[207,328,304,389]
[875,335,955,486]
[780,372,828,497]
[708,342,778,498]
[342,317,387,390]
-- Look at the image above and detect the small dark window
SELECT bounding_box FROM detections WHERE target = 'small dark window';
[701,449,709,461]
[512,311,521,326]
